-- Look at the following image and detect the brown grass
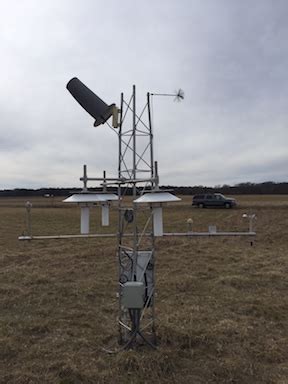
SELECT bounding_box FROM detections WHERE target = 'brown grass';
[1,195,288,383]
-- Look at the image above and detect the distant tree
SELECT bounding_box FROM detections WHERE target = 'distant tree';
[0,182,287,197]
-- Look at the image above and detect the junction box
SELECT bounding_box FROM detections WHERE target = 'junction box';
[122,282,145,309]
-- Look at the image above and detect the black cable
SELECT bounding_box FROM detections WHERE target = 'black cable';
[102,308,156,353]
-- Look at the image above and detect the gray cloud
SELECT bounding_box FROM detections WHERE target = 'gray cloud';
[0,0,287,188]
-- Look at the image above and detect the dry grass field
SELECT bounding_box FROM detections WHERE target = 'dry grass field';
[1,195,288,383]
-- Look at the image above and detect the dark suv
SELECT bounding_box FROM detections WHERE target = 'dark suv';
[192,193,236,208]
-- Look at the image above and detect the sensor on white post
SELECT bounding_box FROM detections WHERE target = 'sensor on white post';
[134,191,181,237]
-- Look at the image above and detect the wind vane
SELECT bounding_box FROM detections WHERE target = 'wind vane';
[151,88,184,102]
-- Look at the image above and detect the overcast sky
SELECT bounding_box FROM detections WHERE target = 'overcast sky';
[0,0,287,189]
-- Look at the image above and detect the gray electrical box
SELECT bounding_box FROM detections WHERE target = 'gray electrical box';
[122,282,145,309]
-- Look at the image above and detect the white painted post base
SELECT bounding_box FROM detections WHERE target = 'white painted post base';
[153,207,163,237]
[101,204,109,226]
[81,206,90,234]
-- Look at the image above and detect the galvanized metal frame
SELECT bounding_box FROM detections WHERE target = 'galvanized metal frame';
[117,86,157,345]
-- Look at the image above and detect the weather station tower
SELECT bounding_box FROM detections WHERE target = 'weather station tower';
[19,79,255,351]
[65,78,183,349]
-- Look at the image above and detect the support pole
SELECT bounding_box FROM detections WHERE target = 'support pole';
[147,92,154,184]
[132,85,138,281]
[82,164,88,191]
[80,206,90,234]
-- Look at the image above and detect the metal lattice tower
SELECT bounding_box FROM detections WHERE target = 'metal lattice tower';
[117,86,157,345]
